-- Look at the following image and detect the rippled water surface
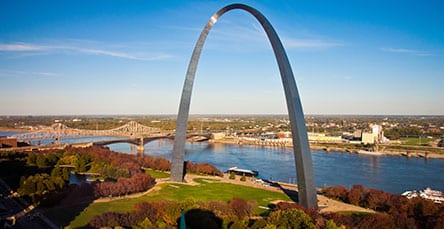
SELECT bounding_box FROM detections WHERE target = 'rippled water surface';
[3,131,442,194]
[108,140,444,194]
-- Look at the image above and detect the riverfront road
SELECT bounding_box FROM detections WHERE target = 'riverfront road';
[0,178,58,229]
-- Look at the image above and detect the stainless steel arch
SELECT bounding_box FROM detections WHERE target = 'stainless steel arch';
[170,3,318,209]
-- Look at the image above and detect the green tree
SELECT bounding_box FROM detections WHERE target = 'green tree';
[75,155,92,173]
[26,153,37,165]
[325,219,344,229]
[46,153,60,166]
[36,156,48,168]
[51,166,71,181]
[268,208,315,229]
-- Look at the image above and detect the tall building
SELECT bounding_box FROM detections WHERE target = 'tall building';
[361,124,388,144]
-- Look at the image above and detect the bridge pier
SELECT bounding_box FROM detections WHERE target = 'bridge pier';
[137,137,144,154]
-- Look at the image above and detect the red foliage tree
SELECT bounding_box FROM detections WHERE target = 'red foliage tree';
[229,197,254,219]
[89,212,130,228]
[348,185,368,206]
[186,161,223,176]
[130,202,159,225]
[92,173,154,198]
[357,213,396,229]
[322,185,348,202]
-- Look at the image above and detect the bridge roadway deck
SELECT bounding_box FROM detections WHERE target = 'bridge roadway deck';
[92,133,211,146]
[0,133,212,152]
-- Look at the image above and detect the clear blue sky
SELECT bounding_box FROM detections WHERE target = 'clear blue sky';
[1,0,443,115]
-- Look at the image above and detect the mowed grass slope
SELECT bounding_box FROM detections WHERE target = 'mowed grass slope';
[144,168,170,178]
[69,178,290,228]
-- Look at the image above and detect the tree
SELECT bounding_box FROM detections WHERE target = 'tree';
[36,156,48,168]
[26,153,37,165]
[348,185,367,206]
[229,198,254,219]
[321,185,348,202]
[325,219,344,229]
[357,213,395,229]
[268,208,315,229]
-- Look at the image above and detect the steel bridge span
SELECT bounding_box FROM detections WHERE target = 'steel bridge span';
[10,121,167,143]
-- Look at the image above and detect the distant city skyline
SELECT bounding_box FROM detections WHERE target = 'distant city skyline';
[1,1,443,115]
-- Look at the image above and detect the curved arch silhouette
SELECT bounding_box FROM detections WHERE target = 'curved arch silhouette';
[171,3,317,208]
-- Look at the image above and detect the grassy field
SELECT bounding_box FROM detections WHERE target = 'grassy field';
[401,137,433,146]
[68,178,290,228]
[144,168,170,178]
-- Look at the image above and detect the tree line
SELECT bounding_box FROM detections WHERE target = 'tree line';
[321,185,444,228]
[88,198,320,229]
[14,146,223,204]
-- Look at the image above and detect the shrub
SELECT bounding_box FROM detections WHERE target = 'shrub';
[240,174,246,182]
[229,172,236,179]
[250,218,267,229]
[268,208,315,229]
[229,220,246,229]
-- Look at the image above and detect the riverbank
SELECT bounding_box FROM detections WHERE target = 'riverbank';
[209,137,444,159]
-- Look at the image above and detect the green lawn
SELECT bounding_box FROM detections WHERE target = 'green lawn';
[68,178,290,228]
[400,137,433,146]
[144,168,170,178]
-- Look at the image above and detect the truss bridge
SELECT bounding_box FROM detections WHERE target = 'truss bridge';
[10,121,166,143]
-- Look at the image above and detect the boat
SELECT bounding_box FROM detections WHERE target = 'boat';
[356,150,384,156]
[226,166,259,177]
[402,188,444,204]
[401,190,418,199]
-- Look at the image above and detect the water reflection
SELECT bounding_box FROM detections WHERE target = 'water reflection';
[69,173,91,185]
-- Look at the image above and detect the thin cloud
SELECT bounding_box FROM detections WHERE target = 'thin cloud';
[0,42,45,51]
[209,21,342,50]
[65,47,173,61]
[381,47,432,56]
[0,42,173,61]
[283,38,343,49]
[205,21,342,52]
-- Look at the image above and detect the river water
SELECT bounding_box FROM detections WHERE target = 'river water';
[2,132,443,194]
[107,140,444,194]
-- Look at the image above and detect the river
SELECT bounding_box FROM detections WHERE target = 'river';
[2,132,443,194]
[108,140,444,194]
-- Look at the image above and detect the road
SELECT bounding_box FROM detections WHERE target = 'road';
[0,178,57,229]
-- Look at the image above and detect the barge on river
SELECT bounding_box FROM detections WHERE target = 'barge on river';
[226,166,259,177]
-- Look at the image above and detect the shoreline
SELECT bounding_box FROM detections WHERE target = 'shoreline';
[2,128,443,159]
[209,137,444,159]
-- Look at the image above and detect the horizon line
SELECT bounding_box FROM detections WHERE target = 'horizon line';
[1,113,443,117]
